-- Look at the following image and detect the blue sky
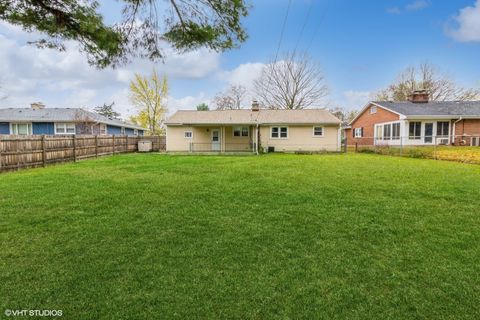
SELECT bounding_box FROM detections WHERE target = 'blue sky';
[1,0,480,116]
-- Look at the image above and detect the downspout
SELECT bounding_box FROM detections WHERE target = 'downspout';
[255,123,259,155]
[452,117,462,144]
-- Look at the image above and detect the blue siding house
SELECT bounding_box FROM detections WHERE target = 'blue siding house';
[0,123,9,134]
[0,104,146,136]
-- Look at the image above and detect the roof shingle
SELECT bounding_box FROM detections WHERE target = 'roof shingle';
[0,108,146,130]
[165,109,341,125]
[373,101,480,117]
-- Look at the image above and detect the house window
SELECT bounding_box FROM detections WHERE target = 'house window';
[436,121,449,137]
[392,123,400,140]
[11,123,32,135]
[100,124,107,135]
[184,131,193,139]
[55,123,76,135]
[313,126,324,137]
[271,127,288,138]
[233,126,249,137]
[383,124,392,140]
[409,122,421,140]
[134,129,138,136]
[354,128,363,138]
[375,125,383,140]
[121,127,126,135]
[370,106,377,114]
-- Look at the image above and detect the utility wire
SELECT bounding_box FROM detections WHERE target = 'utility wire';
[293,0,314,54]
[305,0,331,52]
[273,0,293,64]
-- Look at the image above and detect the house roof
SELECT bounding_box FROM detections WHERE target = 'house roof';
[165,109,341,125]
[373,101,480,117]
[0,108,146,130]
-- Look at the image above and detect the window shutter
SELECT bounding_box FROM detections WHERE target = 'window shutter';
[361,128,364,137]
[352,129,355,138]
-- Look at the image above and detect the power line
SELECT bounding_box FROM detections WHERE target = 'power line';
[305,0,331,52]
[293,0,314,54]
[273,0,293,64]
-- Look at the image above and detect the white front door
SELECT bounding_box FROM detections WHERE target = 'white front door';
[211,129,221,151]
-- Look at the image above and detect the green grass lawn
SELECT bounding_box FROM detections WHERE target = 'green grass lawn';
[1,154,480,319]
[356,145,480,164]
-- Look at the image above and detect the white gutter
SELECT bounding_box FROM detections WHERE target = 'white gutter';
[255,123,259,155]
[452,117,463,144]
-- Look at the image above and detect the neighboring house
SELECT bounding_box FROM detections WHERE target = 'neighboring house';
[165,102,342,153]
[345,90,480,146]
[0,103,146,136]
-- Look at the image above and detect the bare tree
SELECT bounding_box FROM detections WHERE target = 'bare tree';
[73,110,96,135]
[254,51,329,109]
[329,107,358,123]
[213,84,247,110]
[375,63,480,101]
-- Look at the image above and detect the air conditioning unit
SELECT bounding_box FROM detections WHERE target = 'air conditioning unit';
[438,138,449,145]
[138,140,153,152]
[471,137,480,147]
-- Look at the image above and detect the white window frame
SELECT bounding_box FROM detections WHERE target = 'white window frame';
[408,121,422,140]
[54,123,76,135]
[134,129,138,136]
[392,122,401,140]
[374,124,383,141]
[383,123,392,141]
[370,106,377,114]
[271,126,288,139]
[374,121,401,141]
[313,126,324,137]
[120,127,126,135]
[10,123,32,135]
[184,131,193,139]
[354,128,362,138]
[233,126,249,137]
[436,121,450,137]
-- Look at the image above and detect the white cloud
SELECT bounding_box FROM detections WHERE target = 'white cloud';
[406,0,429,11]
[218,62,264,89]
[0,22,220,117]
[341,90,373,110]
[387,1,429,14]
[446,0,480,42]
[386,7,401,15]
[168,93,209,113]
[216,62,265,105]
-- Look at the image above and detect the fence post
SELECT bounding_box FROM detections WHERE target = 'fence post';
[42,135,46,167]
[355,142,358,153]
[125,135,128,153]
[0,137,3,172]
[400,137,403,157]
[95,135,99,157]
[73,135,77,162]
[344,137,347,153]
[112,135,115,155]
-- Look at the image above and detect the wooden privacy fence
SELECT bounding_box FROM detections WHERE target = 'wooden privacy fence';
[0,135,165,172]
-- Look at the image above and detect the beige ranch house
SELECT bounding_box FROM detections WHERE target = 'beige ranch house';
[165,104,342,153]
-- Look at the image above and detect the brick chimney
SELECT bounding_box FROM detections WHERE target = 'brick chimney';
[251,100,260,111]
[31,102,46,110]
[408,90,429,103]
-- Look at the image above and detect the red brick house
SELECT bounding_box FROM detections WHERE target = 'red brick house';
[345,90,480,147]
